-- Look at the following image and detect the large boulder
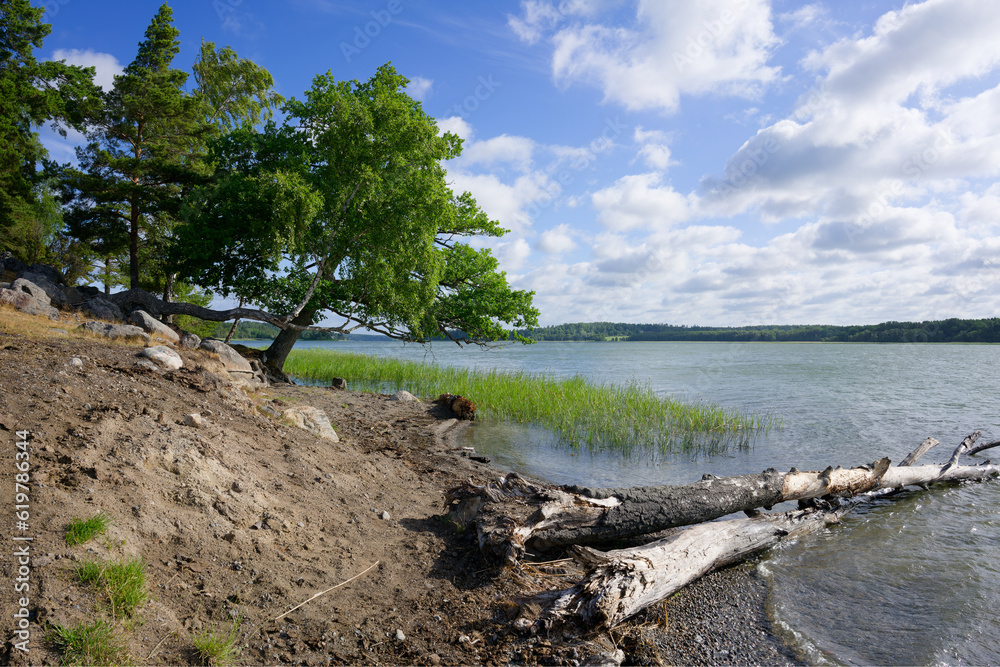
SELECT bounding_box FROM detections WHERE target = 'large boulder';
[0,252,28,277]
[139,345,183,370]
[15,272,67,307]
[25,263,63,286]
[282,406,339,442]
[0,287,59,320]
[199,338,267,388]
[10,278,52,306]
[199,338,253,373]
[80,297,124,323]
[76,321,151,344]
[178,332,201,349]
[127,309,180,344]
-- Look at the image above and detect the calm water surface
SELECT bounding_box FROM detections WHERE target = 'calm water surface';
[288,339,1000,665]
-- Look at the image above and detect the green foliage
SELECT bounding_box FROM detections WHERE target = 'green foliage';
[285,349,774,454]
[0,0,99,241]
[521,319,1000,344]
[47,620,130,666]
[76,557,148,619]
[193,39,284,133]
[65,512,111,546]
[175,64,538,369]
[61,4,208,289]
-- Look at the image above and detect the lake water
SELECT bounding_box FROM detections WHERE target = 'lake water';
[282,339,1000,665]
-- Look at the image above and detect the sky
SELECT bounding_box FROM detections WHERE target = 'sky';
[36,0,1000,327]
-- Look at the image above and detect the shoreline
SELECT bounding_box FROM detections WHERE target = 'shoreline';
[1,323,804,665]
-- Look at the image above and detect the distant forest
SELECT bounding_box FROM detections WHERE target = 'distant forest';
[517,318,1000,343]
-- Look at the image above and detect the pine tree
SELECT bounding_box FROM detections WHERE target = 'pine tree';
[63,3,207,289]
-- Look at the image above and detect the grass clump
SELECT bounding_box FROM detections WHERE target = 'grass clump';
[285,348,778,455]
[65,512,111,546]
[76,557,148,619]
[193,615,244,666]
[47,619,130,666]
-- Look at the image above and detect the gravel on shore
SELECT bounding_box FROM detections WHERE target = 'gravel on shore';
[623,558,806,666]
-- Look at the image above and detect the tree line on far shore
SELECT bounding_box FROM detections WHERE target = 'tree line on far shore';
[518,318,1000,343]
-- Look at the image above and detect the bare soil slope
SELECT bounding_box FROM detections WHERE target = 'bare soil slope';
[0,328,542,665]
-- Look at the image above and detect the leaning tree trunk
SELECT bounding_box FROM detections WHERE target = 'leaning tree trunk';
[263,307,316,380]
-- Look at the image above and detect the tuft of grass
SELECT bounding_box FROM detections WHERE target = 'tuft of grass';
[65,512,112,546]
[47,620,131,666]
[285,349,779,455]
[192,615,244,666]
[76,557,148,619]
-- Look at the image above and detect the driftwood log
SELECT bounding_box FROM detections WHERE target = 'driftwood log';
[449,432,1000,631]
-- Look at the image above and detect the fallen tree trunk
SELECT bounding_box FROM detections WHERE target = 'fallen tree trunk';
[450,434,1000,568]
[509,434,1000,632]
[538,506,842,632]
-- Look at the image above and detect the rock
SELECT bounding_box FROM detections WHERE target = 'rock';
[199,338,253,372]
[178,332,201,349]
[0,251,28,276]
[395,629,405,641]
[24,263,63,286]
[391,390,419,403]
[330,377,347,390]
[67,357,83,369]
[0,287,59,320]
[15,273,66,307]
[80,297,124,323]
[380,510,391,520]
[77,285,101,299]
[134,360,160,372]
[128,309,179,343]
[76,321,151,344]
[183,413,205,428]
[139,345,183,370]
[11,278,52,305]
[282,406,339,442]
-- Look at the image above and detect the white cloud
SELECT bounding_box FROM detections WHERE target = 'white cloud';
[436,116,474,141]
[459,135,536,172]
[514,0,781,112]
[405,76,433,101]
[592,173,693,230]
[700,0,1000,226]
[537,224,578,254]
[50,49,123,91]
[633,126,673,170]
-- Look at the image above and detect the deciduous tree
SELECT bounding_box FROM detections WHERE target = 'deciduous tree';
[175,64,538,372]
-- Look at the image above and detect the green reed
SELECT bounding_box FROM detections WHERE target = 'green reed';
[284,348,778,454]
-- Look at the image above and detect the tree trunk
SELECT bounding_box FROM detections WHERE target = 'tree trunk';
[537,506,841,632]
[481,434,1000,632]
[129,203,140,290]
[264,307,315,376]
[162,272,176,324]
[451,435,1000,568]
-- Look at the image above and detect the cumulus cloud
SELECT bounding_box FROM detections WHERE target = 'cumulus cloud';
[592,173,693,230]
[405,76,433,100]
[537,224,578,254]
[50,49,123,90]
[512,0,781,112]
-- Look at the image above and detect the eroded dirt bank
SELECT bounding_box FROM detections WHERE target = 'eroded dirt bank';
[0,329,801,666]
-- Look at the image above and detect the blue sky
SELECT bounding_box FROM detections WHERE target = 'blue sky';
[38,0,1000,327]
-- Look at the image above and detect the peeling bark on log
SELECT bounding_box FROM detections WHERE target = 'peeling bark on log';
[451,434,1000,570]
[514,434,1000,632]
[539,507,843,631]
